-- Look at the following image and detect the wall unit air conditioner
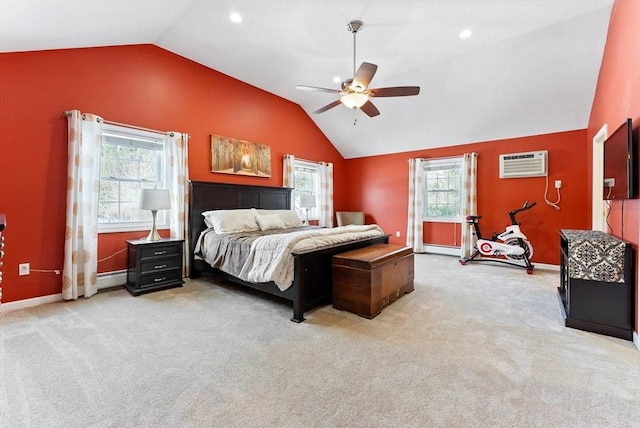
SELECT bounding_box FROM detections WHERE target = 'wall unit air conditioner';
[499,150,548,178]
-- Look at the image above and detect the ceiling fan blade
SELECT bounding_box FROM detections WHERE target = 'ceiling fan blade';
[313,99,342,114]
[369,86,421,97]
[352,62,378,90]
[360,100,380,117]
[296,85,340,94]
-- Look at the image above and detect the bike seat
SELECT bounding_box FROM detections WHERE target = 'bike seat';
[466,215,482,221]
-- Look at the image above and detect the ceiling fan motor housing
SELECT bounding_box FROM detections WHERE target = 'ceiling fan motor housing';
[347,20,363,33]
[342,78,365,93]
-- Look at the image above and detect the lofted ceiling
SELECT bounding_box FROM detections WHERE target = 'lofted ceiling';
[0,0,613,159]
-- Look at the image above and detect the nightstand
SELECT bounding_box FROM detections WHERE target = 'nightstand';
[126,238,184,296]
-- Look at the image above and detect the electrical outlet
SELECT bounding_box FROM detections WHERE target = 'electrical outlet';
[395,231,401,238]
[555,180,562,189]
[19,263,30,276]
[604,178,615,187]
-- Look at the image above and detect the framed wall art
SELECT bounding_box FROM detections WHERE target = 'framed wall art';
[210,134,271,177]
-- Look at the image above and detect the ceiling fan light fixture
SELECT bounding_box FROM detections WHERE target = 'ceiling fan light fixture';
[341,92,369,109]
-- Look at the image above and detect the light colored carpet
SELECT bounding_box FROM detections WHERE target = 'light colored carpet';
[1,254,639,427]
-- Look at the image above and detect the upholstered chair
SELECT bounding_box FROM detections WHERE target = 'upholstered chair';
[336,211,365,226]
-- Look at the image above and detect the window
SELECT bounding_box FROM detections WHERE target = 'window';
[293,160,319,220]
[98,124,167,232]
[423,158,463,221]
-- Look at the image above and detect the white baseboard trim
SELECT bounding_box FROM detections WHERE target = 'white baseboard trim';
[532,262,560,271]
[1,271,127,313]
[1,293,63,312]
[97,270,127,289]
[422,246,561,272]
[424,245,461,257]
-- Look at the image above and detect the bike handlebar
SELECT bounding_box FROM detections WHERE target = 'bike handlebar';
[509,201,537,216]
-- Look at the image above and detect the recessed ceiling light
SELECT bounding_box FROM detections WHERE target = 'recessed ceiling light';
[459,29,472,39]
[333,76,341,83]
[230,12,242,23]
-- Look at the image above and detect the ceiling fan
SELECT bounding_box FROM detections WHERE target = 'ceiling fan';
[296,20,420,118]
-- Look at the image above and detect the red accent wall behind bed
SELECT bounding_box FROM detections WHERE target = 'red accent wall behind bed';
[0,44,346,303]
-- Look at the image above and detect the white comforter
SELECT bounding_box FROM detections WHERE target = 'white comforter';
[238,224,384,290]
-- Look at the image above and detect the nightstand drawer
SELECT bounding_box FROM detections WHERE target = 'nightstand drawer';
[126,238,185,296]
[140,258,181,274]
[139,270,183,288]
[140,244,181,259]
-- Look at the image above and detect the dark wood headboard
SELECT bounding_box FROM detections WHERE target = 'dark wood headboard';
[188,181,293,273]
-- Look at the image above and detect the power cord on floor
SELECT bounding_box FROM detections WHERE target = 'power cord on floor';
[544,175,561,210]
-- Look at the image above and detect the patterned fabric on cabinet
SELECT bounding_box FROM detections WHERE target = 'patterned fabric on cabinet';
[563,229,626,283]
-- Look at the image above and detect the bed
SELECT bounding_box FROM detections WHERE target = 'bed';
[188,181,390,322]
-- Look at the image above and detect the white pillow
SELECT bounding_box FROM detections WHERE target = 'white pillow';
[256,209,303,228]
[201,209,260,233]
[255,214,286,231]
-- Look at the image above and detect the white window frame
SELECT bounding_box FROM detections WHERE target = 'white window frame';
[423,157,464,223]
[98,124,168,233]
[293,159,319,220]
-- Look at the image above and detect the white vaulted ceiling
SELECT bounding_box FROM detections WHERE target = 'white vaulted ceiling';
[0,0,613,158]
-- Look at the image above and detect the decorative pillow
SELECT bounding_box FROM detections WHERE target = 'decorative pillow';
[256,209,303,228]
[201,209,260,233]
[255,214,286,231]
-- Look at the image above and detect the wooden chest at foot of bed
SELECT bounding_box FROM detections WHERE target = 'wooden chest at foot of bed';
[332,244,414,319]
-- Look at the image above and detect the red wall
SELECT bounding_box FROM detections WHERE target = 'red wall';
[0,44,347,303]
[346,130,591,265]
[587,0,640,335]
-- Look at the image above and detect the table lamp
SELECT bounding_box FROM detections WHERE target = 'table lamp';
[299,194,316,225]
[139,189,171,241]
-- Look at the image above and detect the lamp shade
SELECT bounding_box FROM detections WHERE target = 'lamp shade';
[340,92,369,109]
[299,194,316,209]
[139,189,171,211]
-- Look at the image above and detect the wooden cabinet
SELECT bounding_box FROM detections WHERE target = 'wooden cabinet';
[126,238,184,296]
[332,244,414,319]
[558,229,635,340]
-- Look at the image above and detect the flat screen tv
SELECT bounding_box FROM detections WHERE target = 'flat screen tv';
[603,118,637,200]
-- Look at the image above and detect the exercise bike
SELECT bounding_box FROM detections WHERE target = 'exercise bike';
[459,201,537,274]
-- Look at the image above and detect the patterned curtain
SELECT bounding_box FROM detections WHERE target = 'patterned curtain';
[460,153,479,258]
[63,110,103,299]
[166,132,190,277]
[406,158,426,253]
[318,162,334,227]
[283,154,296,189]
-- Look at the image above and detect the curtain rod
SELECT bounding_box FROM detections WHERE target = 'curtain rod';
[407,153,477,163]
[286,154,318,164]
[63,111,188,138]
[297,157,318,164]
[104,119,169,136]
